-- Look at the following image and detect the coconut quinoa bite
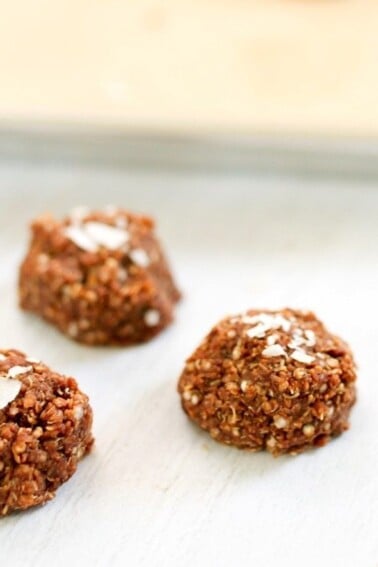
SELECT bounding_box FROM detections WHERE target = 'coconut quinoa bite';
[19,207,181,346]
[178,309,357,456]
[0,349,93,516]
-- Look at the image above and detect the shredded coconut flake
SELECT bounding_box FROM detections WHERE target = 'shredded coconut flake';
[267,334,278,346]
[0,377,22,409]
[84,222,129,250]
[241,315,261,325]
[64,216,130,252]
[290,350,315,364]
[288,327,316,349]
[144,309,161,327]
[262,344,287,358]
[64,225,99,253]
[304,329,316,347]
[278,317,291,332]
[129,248,150,268]
[288,337,305,349]
[244,313,292,339]
[26,357,40,364]
[246,324,268,339]
[7,365,33,379]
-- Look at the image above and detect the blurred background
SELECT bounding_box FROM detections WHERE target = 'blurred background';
[1,0,378,176]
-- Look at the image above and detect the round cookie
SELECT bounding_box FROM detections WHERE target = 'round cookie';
[178,309,357,456]
[19,207,180,345]
[0,350,93,516]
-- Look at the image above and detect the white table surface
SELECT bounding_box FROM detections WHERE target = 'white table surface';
[0,162,377,567]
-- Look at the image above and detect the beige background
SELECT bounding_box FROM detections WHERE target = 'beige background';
[0,0,377,135]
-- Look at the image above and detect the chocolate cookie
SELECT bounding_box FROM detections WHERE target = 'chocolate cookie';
[0,350,93,515]
[19,207,180,345]
[178,309,356,456]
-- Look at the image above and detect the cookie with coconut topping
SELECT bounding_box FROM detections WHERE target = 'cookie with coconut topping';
[19,207,181,345]
[178,308,357,456]
[0,349,93,516]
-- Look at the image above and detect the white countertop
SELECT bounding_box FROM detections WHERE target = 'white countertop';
[0,163,377,566]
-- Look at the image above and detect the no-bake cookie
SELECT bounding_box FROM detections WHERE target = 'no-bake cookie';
[19,207,180,345]
[0,350,93,516]
[178,309,356,456]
